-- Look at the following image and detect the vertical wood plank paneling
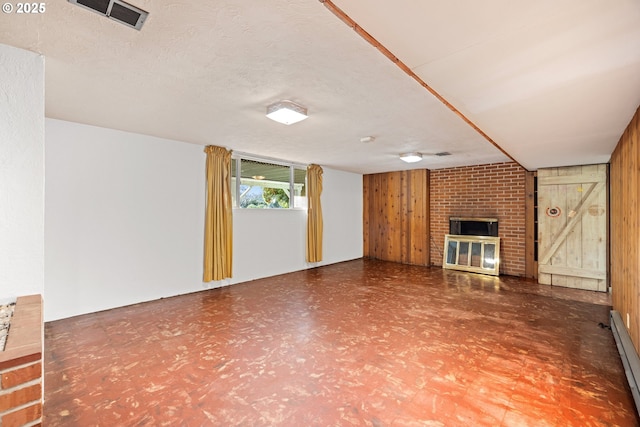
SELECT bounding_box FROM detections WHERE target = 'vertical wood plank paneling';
[424,170,431,265]
[388,172,402,262]
[580,164,607,291]
[369,174,378,259]
[633,118,637,348]
[382,172,389,260]
[363,175,370,258]
[362,170,430,266]
[407,169,429,265]
[411,170,429,265]
[555,166,570,289]
[375,173,384,260]
[611,105,640,353]
[369,174,377,258]
[525,171,537,278]
[405,170,414,264]
[401,171,410,264]
[537,168,553,285]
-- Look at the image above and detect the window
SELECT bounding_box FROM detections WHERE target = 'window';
[231,156,306,209]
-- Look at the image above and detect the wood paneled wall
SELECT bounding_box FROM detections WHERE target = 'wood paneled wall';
[363,170,430,265]
[611,105,640,352]
[525,171,537,279]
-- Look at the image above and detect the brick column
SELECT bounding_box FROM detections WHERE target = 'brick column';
[0,295,43,427]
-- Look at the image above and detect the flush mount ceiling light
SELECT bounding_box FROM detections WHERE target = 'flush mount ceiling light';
[68,0,148,30]
[399,152,423,163]
[266,100,308,125]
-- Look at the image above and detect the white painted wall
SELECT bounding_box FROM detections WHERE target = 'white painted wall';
[321,168,364,265]
[231,167,363,284]
[0,44,45,302]
[45,119,363,320]
[45,119,206,320]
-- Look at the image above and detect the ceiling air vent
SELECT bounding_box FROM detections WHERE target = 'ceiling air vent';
[435,152,452,156]
[69,0,148,30]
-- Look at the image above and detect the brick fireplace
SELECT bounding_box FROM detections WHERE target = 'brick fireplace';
[430,162,526,276]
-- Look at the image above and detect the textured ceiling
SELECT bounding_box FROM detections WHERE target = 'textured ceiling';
[1,0,639,173]
[330,0,640,171]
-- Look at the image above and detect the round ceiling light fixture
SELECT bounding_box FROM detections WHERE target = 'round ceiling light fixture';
[399,152,423,163]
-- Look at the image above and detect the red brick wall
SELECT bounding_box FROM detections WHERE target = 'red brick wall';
[430,162,526,276]
[0,296,43,427]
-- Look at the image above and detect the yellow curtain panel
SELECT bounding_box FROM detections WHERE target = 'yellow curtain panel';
[203,145,233,281]
[306,164,324,263]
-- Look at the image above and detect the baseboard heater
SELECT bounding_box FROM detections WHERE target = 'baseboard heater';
[611,310,640,416]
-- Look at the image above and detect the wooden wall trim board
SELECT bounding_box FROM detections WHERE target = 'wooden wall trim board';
[320,0,521,168]
[611,105,640,354]
[363,170,430,266]
[537,173,605,185]
[538,265,606,280]
[525,171,537,279]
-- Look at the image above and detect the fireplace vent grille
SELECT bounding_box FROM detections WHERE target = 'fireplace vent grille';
[449,217,498,237]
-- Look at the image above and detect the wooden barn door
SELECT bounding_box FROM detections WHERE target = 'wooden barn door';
[537,164,608,292]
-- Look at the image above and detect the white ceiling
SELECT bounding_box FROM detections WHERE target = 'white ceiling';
[1,0,639,173]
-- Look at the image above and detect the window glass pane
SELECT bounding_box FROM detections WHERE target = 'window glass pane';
[446,240,458,264]
[471,242,482,267]
[231,159,238,207]
[458,241,469,266]
[483,244,496,269]
[231,157,307,209]
[293,167,307,208]
[239,159,290,209]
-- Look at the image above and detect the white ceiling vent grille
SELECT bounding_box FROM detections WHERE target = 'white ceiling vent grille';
[68,0,148,30]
